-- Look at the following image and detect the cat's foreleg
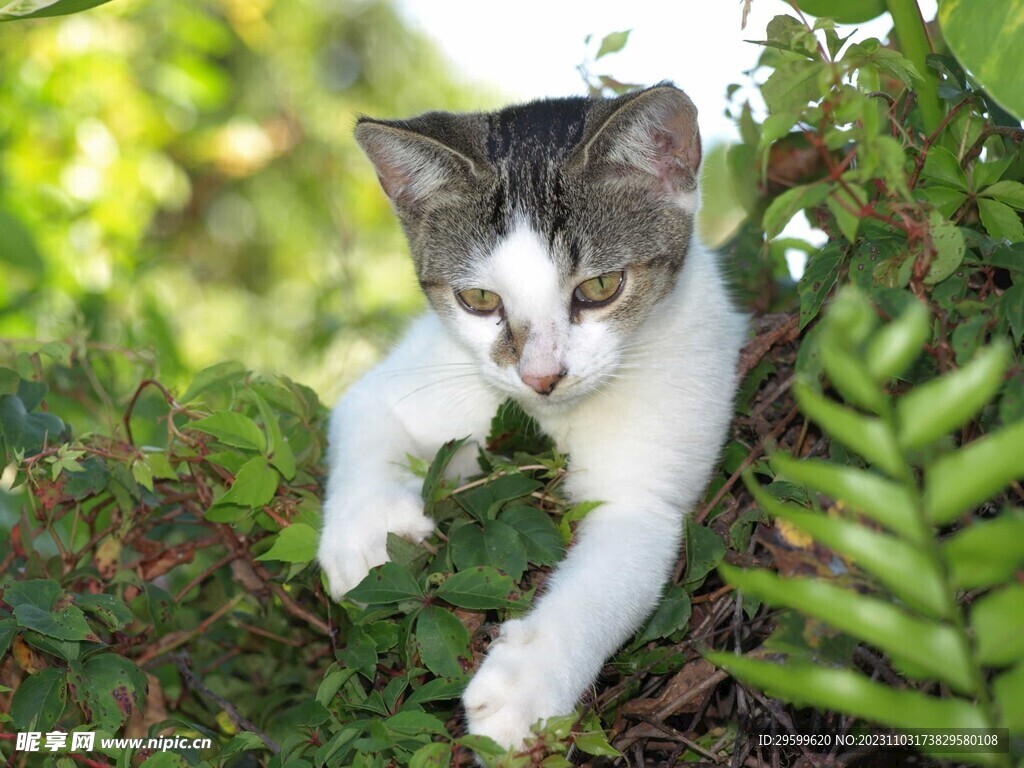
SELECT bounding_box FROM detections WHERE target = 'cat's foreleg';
[317,315,498,599]
[463,487,684,748]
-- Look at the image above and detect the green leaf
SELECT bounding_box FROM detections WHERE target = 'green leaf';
[0,0,115,21]
[415,605,470,677]
[761,59,825,114]
[865,299,929,382]
[74,593,133,632]
[767,503,947,618]
[924,212,966,283]
[972,155,1014,190]
[763,182,832,239]
[408,741,450,768]
[480,519,528,579]
[422,437,469,507]
[385,710,449,736]
[449,522,488,571]
[347,562,424,605]
[826,183,867,243]
[337,629,377,680]
[143,451,177,480]
[720,565,975,693]
[919,186,967,219]
[924,420,1024,524]
[190,411,266,452]
[684,518,725,586]
[0,617,15,658]
[435,566,521,610]
[637,585,691,643]
[220,731,269,759]
[209,456,279,518]
[993,663,1024,732]
[500,505,564,566]
[980,180,1024,210]
[939,0,1024,121]
[487,399,553,455]
[252,390,296,480]
[179,361,247,403]
[595,29,630,59]
[999,283,1024,344]
[767,456,922,542]
[405,675,469,705]
[8,580,96,642]
[573,730,621,757]
[970,584,1024,667]
[896,342,1010,450]
[255,522,319,563]
[921,147,968,191]
[794,382,904,478]
[131,458,154,492]
[942,512,1024,589]
[456,734,506,757]
[0,367,18,397]
[819,339,884,413]
[10,668,66,731]
[798,243,843,329]
[978,198,1024,243]
[455,474,542,523]
[67,653,146,731]
[708,653,986,731]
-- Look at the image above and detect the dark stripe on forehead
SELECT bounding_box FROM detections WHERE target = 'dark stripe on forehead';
[484,98,589,164]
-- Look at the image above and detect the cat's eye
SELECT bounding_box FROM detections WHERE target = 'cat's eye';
[574,271,625,307]
[456,288,502,315]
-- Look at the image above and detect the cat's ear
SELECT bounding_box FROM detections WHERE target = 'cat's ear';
[355,119,480,212]
[580,85,701,203]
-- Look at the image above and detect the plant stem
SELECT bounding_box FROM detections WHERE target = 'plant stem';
[885,0,943,134]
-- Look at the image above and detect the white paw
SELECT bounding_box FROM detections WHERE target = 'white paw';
[318,488,434,600]
[463,620,568,749]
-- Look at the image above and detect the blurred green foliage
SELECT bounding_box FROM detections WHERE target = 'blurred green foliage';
[0,0,493,416]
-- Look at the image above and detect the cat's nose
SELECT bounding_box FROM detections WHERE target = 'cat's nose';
[520,371,565,395]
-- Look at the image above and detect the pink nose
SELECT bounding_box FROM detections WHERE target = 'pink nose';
[520,371,564,395]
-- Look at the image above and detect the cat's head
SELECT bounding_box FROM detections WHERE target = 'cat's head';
[355,83,701,408]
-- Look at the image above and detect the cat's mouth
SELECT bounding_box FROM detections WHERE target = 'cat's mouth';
[512,372,602,409]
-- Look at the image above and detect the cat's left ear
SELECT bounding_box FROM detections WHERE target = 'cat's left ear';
[578,84,701,205]
[354,118,481,215]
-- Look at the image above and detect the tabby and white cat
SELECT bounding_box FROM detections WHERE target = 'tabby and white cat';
[317,83,745,749]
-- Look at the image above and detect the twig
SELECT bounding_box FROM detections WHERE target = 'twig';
[174,550,241,603]
[907,96,974,189]
[122,378,180,445]
[695,404,800,526]
[174,651,279,753]
[135,592,245,666]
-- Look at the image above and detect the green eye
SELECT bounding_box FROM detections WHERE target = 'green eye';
[456,288,502,314]
[574,271,624,306]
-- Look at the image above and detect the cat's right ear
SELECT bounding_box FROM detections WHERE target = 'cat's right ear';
[354,120,478,213]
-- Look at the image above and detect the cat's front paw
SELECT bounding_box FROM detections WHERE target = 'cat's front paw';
[318,488,434,599]
[463,619,568,749]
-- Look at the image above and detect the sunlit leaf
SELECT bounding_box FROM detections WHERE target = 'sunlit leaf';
[942,512,1024,589]
[939,0,1024,120]
[970,585,1024,667]
[0,0,114,22]
[896,342,1009,451]
[708,653,986,731]
[924,420,1024,524]
[720,565,975,693]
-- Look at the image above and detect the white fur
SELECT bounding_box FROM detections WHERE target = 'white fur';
[318,223,745,749]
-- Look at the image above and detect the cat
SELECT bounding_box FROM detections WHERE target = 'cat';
[317,82,746,750]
